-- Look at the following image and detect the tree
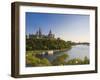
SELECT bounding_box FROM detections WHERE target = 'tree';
[26,38,72,51]
[83,56,89,64]
[52,54,69,65]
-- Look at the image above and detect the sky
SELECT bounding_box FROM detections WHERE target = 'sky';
[26,12,90,42]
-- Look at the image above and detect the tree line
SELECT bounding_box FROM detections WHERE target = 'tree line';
[26,38,72,51]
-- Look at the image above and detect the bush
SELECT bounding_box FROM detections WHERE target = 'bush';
[26,53,51,67]
[83,56,89,64]
[66,56,89,65]
[52,54,69,65]
[40,58,52,66]
[66,58,83,65]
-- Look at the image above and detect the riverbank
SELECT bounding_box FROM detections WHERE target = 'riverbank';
[26,45,89,67]
[26,47,71,56]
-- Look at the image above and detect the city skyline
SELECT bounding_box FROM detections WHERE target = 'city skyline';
[26,12,90,42]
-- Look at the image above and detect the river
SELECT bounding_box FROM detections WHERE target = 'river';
[41,45,89,62]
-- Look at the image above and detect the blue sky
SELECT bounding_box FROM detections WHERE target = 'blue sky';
[26,12,90,42]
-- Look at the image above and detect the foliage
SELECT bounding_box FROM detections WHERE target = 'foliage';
[26,38,72,51]
[26,53,51,66]
[52,54,69,65]
[26,51,90,67]
[83,56,89,64]
[66,56,89,65]
[66,58,83,65]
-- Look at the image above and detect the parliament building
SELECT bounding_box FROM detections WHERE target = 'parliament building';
[26,28,55,39]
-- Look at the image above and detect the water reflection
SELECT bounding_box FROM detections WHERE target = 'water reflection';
[41,45,89,62]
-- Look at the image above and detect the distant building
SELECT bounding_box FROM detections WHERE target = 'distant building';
[48,29,55,38]
[38,27,42,38]
[36,31,39,39]
[26,28,55,39]
[35,28,42,38]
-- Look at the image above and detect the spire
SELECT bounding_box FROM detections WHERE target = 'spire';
[49,29,52,35]
[36,31,39,36]
[39,27,42,37]
[48,29,54,38]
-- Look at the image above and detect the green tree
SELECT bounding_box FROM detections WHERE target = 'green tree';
[52,54,69,65]
[83,56,89,64]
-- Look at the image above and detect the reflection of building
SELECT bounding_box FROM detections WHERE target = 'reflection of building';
[26,28,55,39]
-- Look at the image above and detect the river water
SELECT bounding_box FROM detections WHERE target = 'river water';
[42,45,89,62]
